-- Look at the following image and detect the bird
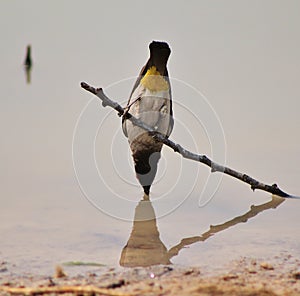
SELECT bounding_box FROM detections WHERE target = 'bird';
[122,41,173,196]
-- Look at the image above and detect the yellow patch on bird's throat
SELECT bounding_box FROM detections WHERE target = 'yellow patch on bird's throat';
[140,66,169,92]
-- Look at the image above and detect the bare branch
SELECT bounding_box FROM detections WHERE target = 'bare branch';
[80,81,292,198]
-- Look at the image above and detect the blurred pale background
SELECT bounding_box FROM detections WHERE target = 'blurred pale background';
[0,1,299,274]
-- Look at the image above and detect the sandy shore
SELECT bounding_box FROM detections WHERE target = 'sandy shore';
[0,255,299,295]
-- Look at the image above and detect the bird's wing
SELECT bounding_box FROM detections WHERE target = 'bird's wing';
[122,81,145,137]
[125,62,149,108]
[122,61,150,137]
[123,83,173,140]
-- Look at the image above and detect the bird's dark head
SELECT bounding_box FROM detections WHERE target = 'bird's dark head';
[148,41,171,74]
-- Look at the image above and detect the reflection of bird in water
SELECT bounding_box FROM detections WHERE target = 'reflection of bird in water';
[120,195,285,267]
[122,41,173,196]
[120,195,171,267]
[24,45,32,84]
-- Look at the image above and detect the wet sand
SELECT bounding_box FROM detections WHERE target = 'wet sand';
[0,254,299,295]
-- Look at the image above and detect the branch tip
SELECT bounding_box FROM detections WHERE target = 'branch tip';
[80,81,87,88]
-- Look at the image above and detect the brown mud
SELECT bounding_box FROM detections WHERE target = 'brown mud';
[0,255,299,295]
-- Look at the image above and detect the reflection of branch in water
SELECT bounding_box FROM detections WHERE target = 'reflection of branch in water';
[120,196,285,267]
[167,196,285,259]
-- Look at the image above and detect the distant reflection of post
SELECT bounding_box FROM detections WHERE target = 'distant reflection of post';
[120,196,285,267]
[120,195,171,267]
[25,66,32,84]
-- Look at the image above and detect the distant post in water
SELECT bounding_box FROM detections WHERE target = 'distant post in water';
[24,45,32,84]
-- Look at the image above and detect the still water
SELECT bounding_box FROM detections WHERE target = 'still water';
[1,1,300,276]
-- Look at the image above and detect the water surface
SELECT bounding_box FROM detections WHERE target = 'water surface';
[1,1,300,276]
